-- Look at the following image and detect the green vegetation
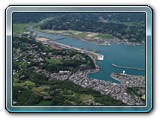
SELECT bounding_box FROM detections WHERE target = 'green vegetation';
[122,22,137,27]
[13,77,126,106]
[49,80,125,106]
[122,21,144,27]
[13,36,125,106]
[45,58,63,65]
[32,85,50,96]
[97,34,114,39]
[40,17,55,24]
[13,80,35,87]
[36,100,52,106]
[12,13,146,106]
[79,94,94,104]
[38,13,145,42]
[127,87,142,97]
[13,23,32,36]
[77,32,89,37]
[13,13,145,42]
[13,86,43,106]
[42,52,95,73]
[127,87,145,102]
[32,23,40,30]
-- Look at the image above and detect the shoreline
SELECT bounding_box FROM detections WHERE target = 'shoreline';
[35,35,101,71]
[38,29,110,46]
[38,29,145,46]
[110,73,145,87]
[34,34,145,105]
[69,70,145,105]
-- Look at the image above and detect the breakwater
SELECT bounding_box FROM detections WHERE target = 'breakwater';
[29,26,145,82]
[112,63,145,71]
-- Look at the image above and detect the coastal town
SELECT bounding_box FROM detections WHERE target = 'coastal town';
[38,29,145,46]
[111,73,145,88]
[13,30,146,105]
[12,12,147,106]
[69,70,145,105]
[35,36,104,61]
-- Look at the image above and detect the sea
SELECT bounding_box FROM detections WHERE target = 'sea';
[30,28,145,83]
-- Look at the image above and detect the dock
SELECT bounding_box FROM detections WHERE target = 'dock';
[112,63,145,71]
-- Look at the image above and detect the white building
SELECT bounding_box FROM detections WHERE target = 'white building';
[123,70,126,74]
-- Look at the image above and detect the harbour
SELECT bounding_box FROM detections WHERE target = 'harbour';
[29,27,145,83]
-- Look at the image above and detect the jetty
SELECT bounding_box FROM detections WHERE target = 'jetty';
[112,63,145,71]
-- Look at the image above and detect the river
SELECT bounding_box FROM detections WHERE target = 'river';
[30,28,145,83]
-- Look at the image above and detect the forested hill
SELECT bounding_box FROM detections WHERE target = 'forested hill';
[13,13,61,23]
[13,13,146,42]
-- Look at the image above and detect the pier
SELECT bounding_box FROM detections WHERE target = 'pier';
[112,63,145,71]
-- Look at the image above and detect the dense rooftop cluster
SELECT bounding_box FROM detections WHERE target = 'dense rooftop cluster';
[13,36,124,106]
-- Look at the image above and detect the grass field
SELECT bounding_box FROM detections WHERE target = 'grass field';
[79,94,94,101]
[32,85,50,96]
[97,34,114,39]
[122,21,145,27]
[45,58,63,65]
[13,23,33,36]
[36,100,52,105]
[13,80,35,87]
[76,32,89,37]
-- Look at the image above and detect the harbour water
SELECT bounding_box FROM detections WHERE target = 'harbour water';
[31,29,145,83]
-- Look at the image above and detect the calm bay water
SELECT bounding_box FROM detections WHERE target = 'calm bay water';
[32,29,145,83]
